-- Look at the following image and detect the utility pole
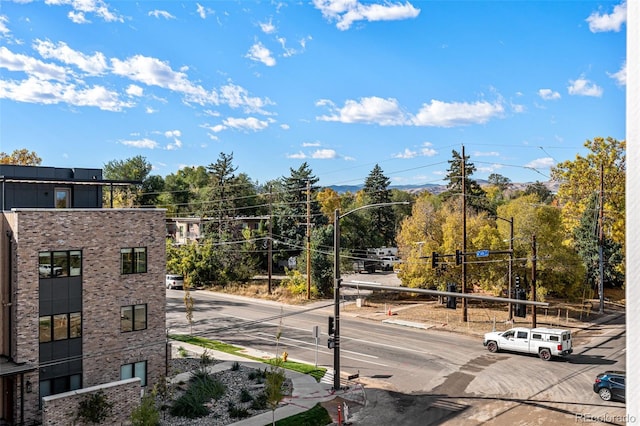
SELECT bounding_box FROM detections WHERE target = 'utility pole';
[531,234,537,328]
[306,180,311,300]
[507,217,514,320]
[333,208,341,391]
[268,184,273,295]
[461,145,468,323]
[598,162,605,314]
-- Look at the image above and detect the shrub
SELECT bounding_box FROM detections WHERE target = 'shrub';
[169,374,226,419]
[239,389,253,403]
[231,361,240,371]
[75,390,114,424]
[227,402,250,419]
[130,392,159,426]
[251,392,268,410]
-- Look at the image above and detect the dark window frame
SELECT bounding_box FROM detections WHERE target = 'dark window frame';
[39,250,82,278]
[121,360,147,387]
[39,312,82,342]
[121,247,147,274]
[120,304,147,332]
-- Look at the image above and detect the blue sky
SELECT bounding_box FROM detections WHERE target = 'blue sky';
[0,0,627,187]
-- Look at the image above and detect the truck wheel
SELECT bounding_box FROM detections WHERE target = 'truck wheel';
[539,348,552,361]
[598,388,612,401]
[487,341,498,353]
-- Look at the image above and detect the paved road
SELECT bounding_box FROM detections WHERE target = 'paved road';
[166,284,628,425]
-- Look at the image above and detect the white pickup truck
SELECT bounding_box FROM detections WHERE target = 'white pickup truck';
[483,327,573,361]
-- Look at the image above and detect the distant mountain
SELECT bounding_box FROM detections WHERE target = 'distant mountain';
[327,180,558,195]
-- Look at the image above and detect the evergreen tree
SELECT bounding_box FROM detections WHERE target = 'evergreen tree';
[362,164,396,247]
[273,163,325,263]
[573,194,624,289]
[440,149,492,214]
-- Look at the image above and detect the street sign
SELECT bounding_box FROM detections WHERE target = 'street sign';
[476,249,489,257]
[312,325,320,338]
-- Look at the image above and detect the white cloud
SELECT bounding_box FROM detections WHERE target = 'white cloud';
[394,142,436,159]
[280,123,290,130]
[223,116,270,131]
[149,10,175,20]
[311,149,337,159]
[287,151,307,159]
[0,46,69,81]
[303,141,321,147]
[164,130,182,150]
[0,15,10,34]
[567,77,603,97]
[538,88,561,100]
[260,19,276,34]
[33,39,108,75]
[196,3,210,19]
[393,148,417,159]
[586,1,626,33]
[164,130,181,138]
[473,151,499,157]
[219,83,274,114]
[412,99,504,127]
[608,61,626,86]
[525,157,555,170]
[145,106,157,114]
[316,96,408,125]
[111,54,219,105]
[313,0,420,31]
[45,0,124,23]
[246,42,276,66]
[477,164,503,174]
[126,84,143,97]
[317,96,504,127]
[120,138,159,149]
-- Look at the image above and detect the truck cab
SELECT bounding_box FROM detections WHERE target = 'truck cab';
[483,327,573,361]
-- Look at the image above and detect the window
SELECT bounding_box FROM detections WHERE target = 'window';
[532,333,542,340]
[39,312,82,342]
[39,250,82,278]
[516,331,528,339]
[121,361,147,386]
[121,304,147,332]
[549,335,559,342]
[39,317,52,343]
[55,188,71,208]
[121,247,147,274]
[40,374,82,401]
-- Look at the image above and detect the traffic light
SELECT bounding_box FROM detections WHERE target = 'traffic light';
[514,287,526,318]
[515,275,520,287]
[328,316,335,336]
[446,282,457,309]
[327,338,335,349]
[455,250,462,265]
[431,252,438,268]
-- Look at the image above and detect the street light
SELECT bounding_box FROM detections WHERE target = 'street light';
[494,216,514,320]
[333,201,410,391]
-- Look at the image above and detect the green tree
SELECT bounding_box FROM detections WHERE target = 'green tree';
[273,163,325,264]
[551,137,625,249]
[161,166,209,216]
[573,194,624,289]
[487,173,511,191]
[362,164,396,247]
[103,155,153,207]
[523,181,554,204]
[440,149,492,214]
[497,194,584,299]
[0,148,42,165]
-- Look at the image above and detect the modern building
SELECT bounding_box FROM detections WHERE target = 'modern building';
[0,165,166,425]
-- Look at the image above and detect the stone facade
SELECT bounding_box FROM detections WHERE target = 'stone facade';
[42,378,141,426]
[1,208,166,425]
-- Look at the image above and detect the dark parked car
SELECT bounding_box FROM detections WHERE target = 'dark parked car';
[593,371,625,402]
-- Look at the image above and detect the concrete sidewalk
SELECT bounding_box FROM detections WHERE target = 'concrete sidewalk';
[169,341,341,426]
